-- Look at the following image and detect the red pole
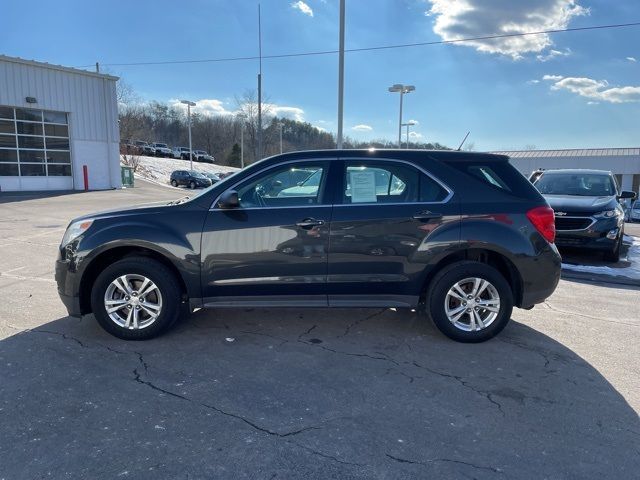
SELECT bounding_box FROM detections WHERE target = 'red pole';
[83,165,88,191]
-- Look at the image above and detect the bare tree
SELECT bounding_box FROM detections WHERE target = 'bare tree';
[235,90,274,164]
[121,154,141,172]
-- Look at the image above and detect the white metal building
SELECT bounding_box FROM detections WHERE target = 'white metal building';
[493,148,640,194]
[0,55,120,191]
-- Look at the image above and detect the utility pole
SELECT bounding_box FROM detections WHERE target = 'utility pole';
[279,122,283,154]
[336,0,345,149]
[257,3,263,161]
[401,121,416,148]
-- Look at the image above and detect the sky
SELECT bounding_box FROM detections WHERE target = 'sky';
[1,0,639,150]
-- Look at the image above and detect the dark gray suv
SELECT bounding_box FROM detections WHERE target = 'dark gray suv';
[56,150,561,343]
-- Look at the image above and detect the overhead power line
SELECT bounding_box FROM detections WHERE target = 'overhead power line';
[76,21,640,68]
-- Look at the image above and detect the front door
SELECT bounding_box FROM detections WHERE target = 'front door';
[201,159,335,306]
[327,158,460,307]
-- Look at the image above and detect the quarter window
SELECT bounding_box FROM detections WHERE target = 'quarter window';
[235,163,328,208]
[0,106,71,177]
[342,161,448,204]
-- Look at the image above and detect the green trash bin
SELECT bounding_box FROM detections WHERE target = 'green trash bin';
[121,166,134,187]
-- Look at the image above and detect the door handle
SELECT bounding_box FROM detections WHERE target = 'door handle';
[296,218,325,228]
[412,210,443,221]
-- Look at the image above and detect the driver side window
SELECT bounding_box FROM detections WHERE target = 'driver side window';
[236,163,328,208]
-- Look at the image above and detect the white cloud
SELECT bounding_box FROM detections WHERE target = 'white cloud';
[527,79,540,85]
[426,0,588,59]
[409,131,423,139]
[171,98,234,116]
[352,124,373,132]
[542,75,640,103]
[171,99,305,121]
[536,48,572,62]
[291,1,313,17]
[407,119,419,125]
[627,57,637,63]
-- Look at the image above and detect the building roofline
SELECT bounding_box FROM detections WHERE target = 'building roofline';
[0,54,119,81]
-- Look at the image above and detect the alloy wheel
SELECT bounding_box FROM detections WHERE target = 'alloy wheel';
[444,277,500,332]
[103,274,163,330]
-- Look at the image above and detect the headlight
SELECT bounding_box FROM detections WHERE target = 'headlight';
[594,210,618,219]
[61,219,93,246]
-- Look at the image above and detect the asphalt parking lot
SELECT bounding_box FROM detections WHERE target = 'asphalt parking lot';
[1,181,639,479]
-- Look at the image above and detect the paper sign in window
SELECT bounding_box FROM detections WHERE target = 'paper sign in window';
[349,170,377,203]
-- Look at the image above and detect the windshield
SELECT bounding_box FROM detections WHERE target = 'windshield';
[534,173,616,197]
[189,171,207,178]
[155,143,167,148]
[634,201,640,208]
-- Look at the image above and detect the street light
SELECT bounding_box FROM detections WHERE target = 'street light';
[278,122,283,154]
[388,84,415,148]
[401,121,416,149]
[180,100,196,170]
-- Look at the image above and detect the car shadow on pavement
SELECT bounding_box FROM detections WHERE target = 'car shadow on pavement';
[1,309,638,479]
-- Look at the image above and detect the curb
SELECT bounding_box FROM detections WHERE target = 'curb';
[561,269,640,287]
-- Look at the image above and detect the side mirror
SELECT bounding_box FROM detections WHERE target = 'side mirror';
[619,190,637,200]
[218,190,240,209]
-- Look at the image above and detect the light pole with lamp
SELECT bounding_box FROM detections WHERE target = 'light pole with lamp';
[180,100,196,170]
[278,122,283,154]
[388,84,414,148]
[401,121,416,148]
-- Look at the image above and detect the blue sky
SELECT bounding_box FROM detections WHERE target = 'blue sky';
[2,0,639,150]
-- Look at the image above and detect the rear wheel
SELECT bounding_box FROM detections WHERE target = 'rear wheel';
[170,179,178,187]
[189,181,196,189]
[425,261,513,343]
[90,258,182,340]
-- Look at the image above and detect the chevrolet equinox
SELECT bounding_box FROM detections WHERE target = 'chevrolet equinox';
[56,150,561,342]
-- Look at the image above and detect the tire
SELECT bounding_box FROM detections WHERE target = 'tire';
[425,261,513,343]
[189,181,196,189]
[90,257,182,340]
[170,179,178,187]
[603,235,622,262]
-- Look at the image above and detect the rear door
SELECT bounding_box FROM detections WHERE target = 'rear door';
[200,157,337,306]
[327,157,460,307]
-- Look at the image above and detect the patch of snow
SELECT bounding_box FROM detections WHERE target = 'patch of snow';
[122,155,239,187]
[561,235,640,280]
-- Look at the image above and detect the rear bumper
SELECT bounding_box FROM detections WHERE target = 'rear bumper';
[519,243,562,308]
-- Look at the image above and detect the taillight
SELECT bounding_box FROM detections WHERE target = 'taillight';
[526,206,556,243]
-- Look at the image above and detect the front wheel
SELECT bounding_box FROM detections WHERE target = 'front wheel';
[90,258,182,340]
[425,261,513,343]
[603,235,622,262]
[189,181,196,189]
[170,179,178,187]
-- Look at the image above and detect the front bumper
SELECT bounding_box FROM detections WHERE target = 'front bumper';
[55,257,82,317]
[555,217,621,251]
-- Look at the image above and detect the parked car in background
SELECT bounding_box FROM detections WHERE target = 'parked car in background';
[531,169,636,261]
[170,170,212,189]
[630,200,640,222]
[133,140,155,156]
[193,150,215,163]
[173,147,193,160]
[201,172,222,184]
[151,143,172,157]
[56,149,561,343]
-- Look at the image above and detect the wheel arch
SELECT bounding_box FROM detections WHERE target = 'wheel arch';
[79,246,189,315]
[420,248,524,307]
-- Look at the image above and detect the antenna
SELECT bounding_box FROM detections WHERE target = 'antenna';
[257,3,263,160]
[457,131,470,151]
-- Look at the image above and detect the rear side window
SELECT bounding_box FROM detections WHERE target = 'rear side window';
[342,161,449,204]
[445,160,540,199]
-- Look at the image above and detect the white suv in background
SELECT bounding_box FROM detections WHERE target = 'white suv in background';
[151,143,172,157]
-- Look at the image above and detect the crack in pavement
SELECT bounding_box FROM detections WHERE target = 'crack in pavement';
[543,302,639,328]
[291,441,366,467]
[410,360,505,417]
[335,309,386,339]
[385,453,502,474]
